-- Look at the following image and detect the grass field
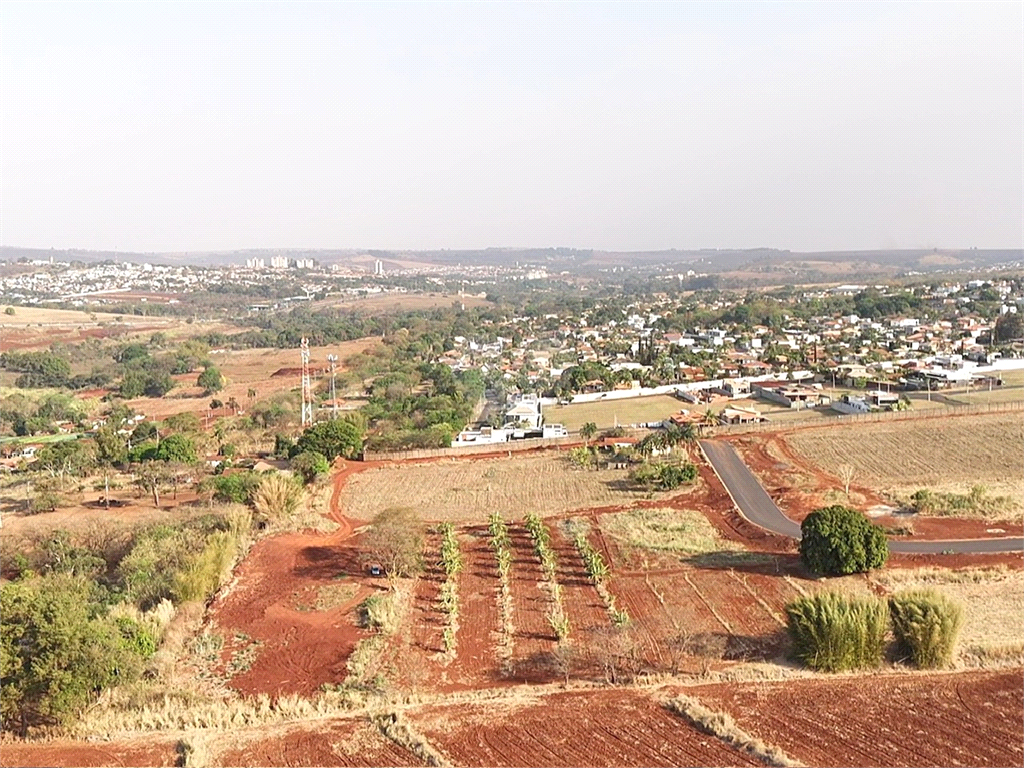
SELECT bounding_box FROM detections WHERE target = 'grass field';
[782,411,1023,516]
[599,507,741,556]
[339,453,657,521]
[545,394,684,431]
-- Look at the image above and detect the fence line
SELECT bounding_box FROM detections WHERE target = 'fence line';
[361,399,1022,461]
[711,399,1024,436]
[362,435,577,462]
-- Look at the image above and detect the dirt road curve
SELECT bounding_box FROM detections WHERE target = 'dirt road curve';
[700,440,1024,554]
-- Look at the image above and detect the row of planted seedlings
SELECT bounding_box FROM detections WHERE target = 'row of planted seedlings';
[437,522,462,656]
[488,513,515,666]
[524,512,570,642]
[571,523,630,627]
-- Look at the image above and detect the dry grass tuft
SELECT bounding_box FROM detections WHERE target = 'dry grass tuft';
[666,695,802,767]
[372,711,451,767]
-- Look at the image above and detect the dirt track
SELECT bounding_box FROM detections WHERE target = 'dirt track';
[207,461,368,696]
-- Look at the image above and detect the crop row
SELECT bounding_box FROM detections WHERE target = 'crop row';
[572,530,629,627]
[488,513,515,666]
[524,513,570,642]
[437,523,461,656]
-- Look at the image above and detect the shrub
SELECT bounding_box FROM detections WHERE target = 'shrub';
[251,473,303,522]
[208,472,261,504]
[197,366,224,393]
[799,505,889,576]
[785,591,889,672]
[889,589,964,669]
[358,592,397,633]
[290,450,330,484]
[155,433,197,464]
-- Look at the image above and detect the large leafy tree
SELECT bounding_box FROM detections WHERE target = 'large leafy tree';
[294,419,363,461]
[155,434,197,464]
[799,505,889,576]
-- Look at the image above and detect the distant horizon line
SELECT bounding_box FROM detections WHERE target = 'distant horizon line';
[1,245,1016,256]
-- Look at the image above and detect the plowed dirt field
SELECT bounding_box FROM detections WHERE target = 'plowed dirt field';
[212,718,425,767]
[407,688,764,767]
[690,668,1024,767]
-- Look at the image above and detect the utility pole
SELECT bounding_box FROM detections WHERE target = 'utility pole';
[300,338,313,427]
[327,354,338,420]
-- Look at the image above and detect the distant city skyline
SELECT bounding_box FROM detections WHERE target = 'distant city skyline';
[2,1,1021,254]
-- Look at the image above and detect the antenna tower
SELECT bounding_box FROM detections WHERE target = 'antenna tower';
[327,354,338,420]
[300,338,313,427]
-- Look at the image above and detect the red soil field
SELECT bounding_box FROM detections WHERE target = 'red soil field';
[408,688,764,767]
[212,717,425,767]
[206,461,375,696]
[506,524,559,681]
[445,527,503,686]
[548,527,613,662]
[0,738,179,767]
[409,532,446,657]
[690,668,1024,768]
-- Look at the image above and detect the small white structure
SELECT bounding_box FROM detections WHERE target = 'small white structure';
[451,426,510,447]
[542,423,568,438]
[504,395,543,429]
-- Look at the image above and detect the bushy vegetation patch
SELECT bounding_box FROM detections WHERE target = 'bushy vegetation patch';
[785,591,888,672]
[889,589,964,669]
[799,505,888,576]
[910,485,1012,519]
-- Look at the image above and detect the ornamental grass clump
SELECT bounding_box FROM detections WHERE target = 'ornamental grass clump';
[785,591,888,672]
[889,589,964,669]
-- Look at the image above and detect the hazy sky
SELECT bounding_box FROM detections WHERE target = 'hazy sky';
[1,1,1021,253]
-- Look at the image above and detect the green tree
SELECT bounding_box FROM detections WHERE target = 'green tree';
[994,312,1024,343]
[1,575,146,734]
[93,426,128,509]
[34,440,95,490]
[294,418,363,460]
[197,366,224,394]
[290,450,330,483]
[580,422,598,445]
[155,434,197,464]
[799,505,889,576]
[143,372,175,398]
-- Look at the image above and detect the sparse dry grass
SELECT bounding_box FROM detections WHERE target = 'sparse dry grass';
[782,412,1023,517]
[599,507,741,556]
[340,454,659,522]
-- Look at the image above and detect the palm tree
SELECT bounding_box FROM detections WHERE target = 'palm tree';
[580,422,598,445]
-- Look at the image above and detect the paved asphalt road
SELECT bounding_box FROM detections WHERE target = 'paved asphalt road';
[699,439,1024,555]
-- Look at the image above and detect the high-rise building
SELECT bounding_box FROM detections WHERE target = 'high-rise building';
[374,259,384,276]
[245,257,265,269]
[270,255,289,269]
